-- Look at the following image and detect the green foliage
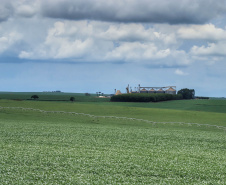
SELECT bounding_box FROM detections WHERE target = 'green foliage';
[109,99,226,113]
[31,95,39,100]
[0,92,110,102]
[177,88,195,99]
[196,96,209,99]
[0,103,225,184]
[70,97,75,102]
[111,93,182,102]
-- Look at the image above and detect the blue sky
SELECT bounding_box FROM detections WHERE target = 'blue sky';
[0,0,226,97]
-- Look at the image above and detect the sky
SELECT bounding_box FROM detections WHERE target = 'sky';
[0,0,226,97]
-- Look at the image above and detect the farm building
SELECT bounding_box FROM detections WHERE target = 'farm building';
[140,88,148,93]
[133,85,176,95]
[115,85,176,95]
[166,87,177,95]
[115,90,122,95]
[156,88,164,94]
[148,88,156,93]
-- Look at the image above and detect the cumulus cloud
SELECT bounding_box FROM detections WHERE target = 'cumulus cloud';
[104,42,170,62]
[14,0,40,18]
[40,0,226,24]
[0,32,22,53]
[2,0,226,66]
[20,21,93,59]
[19,21,114,60]
[186,25,226,57]
[0,0,39,20]
[1,0,226,24]
[16,5,36,18]
[17,20,192,67]
[191,41,226,56]
[175,69,189,76]
[99,23,177,47]
[0,1,13,22]
[178,24,226,41]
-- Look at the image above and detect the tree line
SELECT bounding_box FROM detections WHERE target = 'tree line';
[111,93,183,102]
[111,88,196,102]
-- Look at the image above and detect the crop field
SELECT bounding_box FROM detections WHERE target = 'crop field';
[0,92,110,102]
[0,98,226,184]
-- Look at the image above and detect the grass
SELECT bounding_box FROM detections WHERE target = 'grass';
[0,99,226,184]
[1,99,226,126]
[0,92,110,102]
[107,99,226,113]
[1,91,226,113]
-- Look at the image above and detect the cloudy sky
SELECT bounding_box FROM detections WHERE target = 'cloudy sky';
[1,0,226,97]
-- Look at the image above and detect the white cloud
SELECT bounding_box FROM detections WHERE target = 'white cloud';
[0,32,22,53]
[16,4,37,17]
[19,26,94,59]
[100,23,178,47]
[105,42,170,62]
[0,0,225,67]
[178,24,226,41]
[191,41,226,56]
[100,24,155,42]
[17,20,192,66]
[175,69,189,76]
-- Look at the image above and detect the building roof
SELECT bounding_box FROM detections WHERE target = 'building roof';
[115,90,122,95]
[140,88,147,91]
[166,87,176,91]
[148,88,155,91]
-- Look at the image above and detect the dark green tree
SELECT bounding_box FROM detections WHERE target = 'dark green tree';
[31,95,39,100]
[177,88,195,99]
[85,93,90,96]
[70,97,75,102]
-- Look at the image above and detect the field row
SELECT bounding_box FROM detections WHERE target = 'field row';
[1,106,226,131]
[0,107,226,184]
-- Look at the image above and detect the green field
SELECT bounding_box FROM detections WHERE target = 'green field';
[0,97,226,184]
[0,92,110,102]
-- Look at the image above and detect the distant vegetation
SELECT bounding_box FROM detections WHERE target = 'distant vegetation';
[0,92,110,102]
[177,88,195,99]
[70,97,75,102]
[111,93,182,102]
[196,96,209,99]
[31,95,39,100]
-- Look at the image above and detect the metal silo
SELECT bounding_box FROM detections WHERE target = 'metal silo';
[166,87,176,95]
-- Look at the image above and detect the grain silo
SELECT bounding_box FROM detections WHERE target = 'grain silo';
[156,88,165,94]
[148,88,156,94]
[115,90,122,95]
[165,87,176,95]
[140,88,148,93]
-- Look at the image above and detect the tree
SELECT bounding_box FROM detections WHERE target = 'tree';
[177,88,195,99]
[70,97,75,102]
[96,92,101,96]
[31,95,39,100]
